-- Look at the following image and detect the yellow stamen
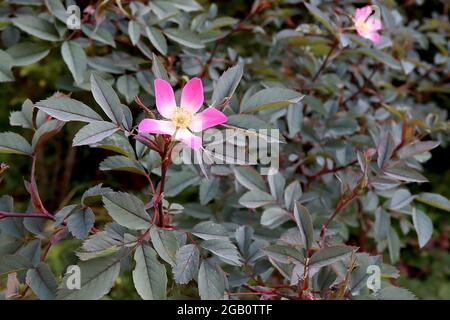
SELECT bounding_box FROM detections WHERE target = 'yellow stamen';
[171,108,193,128]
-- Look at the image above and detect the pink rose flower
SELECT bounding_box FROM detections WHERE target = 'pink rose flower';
[354,5,382,44]
[138,78,228,150]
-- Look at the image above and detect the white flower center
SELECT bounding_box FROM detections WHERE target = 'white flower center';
[171,108,193,128]
[355,19,369,34]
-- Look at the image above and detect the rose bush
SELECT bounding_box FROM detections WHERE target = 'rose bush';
[0,0,449,300]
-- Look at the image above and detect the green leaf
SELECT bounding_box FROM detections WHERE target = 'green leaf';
[58,250,124,300]
[102,192,151,230]
[116,75,139,104]
[145,27,168,55]
[6,42,50,66]
[0,132,32,155]
[26,262,58,300]
[233,166,266,191]
[415,193,450,212]
[293,202,314,250]
[61,41,87,84]
[128,21,141,46]
[412,208,433,248]
[67,207,95,240]
[173,244,200,284]
[164,28,205,49]
[132,243,167,300]
[150,228,180,266]
[241,88,303,113]
[239,189,275,208]
[90,74,124,125]
[202,239,242,266]
[192,221,228,240]
[377,132,396,169]
[308,246,353,268]
[304,3,336,34]
[99,155,146,176]
[12,16,60,41]
[384,165,428,183]
[398,141,440,159]
[211,64,243,107]
[198,260,226,300]
[36,97,103,123]
[73,121,119,147]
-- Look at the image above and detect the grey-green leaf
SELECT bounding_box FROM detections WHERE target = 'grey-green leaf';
[241,88,303,113]
[132,243,167,300]
[202,239,242,266]
[73,121,119,147]
[198,260,226,300]
[308,246,353,268]
[102,192,151,230]
[61,41,87,84]
[293,202,314,250]
[239,189,274,208]
[173,244,200,284]
[146,27,168,55]
[192,221,228,240]
[0,132,32,155]
[58,250,124,300]
[6,42,50,67]
[415,193,450,212]
[412,208,433,248]
[128,21,141,46]
[90,74,124,125]
[164,28,205,49]
[211,64,243,107]
[26,262,58,300]
[67,207,95,239]
[116,75,139,104]
[377,132,395,169]
[36,97,103,123]
[12,16,60,41]
[150,228,180,266]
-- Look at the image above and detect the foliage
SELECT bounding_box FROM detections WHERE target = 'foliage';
[0,0,449,300]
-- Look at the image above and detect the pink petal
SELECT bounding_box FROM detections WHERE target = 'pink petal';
[138,119,175,135]
[365,32,380,44]
[367,18,382,31]
[175,128,202,150]
[189,108,228,132]
[154,79,176,119]
[180,78,204,114]
[354,6,372,22]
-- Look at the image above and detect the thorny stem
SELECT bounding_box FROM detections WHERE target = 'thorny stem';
[0,211,55,220]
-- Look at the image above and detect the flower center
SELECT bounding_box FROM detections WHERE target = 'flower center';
[355,20,369,34]
[171,108,193,128]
